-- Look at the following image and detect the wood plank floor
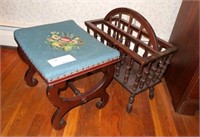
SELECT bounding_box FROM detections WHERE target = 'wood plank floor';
[1,47,199,136]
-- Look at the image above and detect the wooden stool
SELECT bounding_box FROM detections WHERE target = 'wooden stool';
[14,20,120,130]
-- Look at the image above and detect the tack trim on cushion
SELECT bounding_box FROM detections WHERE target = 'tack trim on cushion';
[14,20,120,83]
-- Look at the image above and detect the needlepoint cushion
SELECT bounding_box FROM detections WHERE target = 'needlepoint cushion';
[14,20,119,82]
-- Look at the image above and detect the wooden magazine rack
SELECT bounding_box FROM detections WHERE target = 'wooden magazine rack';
[85,8,177,113]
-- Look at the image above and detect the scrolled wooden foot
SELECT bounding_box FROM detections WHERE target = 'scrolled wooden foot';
[149,86,154,100]
[96,91,109,109]
[25,67,38,87]
[51,109,67,130]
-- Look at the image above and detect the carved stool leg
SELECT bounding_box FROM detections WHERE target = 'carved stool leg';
[126,93,136,113]
[25,67,38,87]
[46,85,75,130]
[17,46,38,87]
[96,65,115,109]
[149,86,154,100]
[46,65,115,130]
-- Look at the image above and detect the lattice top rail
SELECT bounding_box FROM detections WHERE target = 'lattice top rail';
[85,7,177,65]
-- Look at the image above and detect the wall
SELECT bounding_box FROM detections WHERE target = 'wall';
[0,0,182,47]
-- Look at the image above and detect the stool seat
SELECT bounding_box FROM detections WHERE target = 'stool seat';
[14,20,119,84]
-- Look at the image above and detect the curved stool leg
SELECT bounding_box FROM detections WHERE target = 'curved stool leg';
[46,65,115,130]
[17,46,38,87]
[25,67,38,87]
[46,85,70,130]
[95,65,114,109]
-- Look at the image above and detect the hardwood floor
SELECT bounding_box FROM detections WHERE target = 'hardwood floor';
[1,47,199,136]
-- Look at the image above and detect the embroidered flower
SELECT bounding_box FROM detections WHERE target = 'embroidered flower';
[52,35,61,40]
[60,36,71,42]
[45,32,83,51]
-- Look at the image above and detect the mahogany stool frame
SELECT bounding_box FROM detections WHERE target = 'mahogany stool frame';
[17,44,119,130]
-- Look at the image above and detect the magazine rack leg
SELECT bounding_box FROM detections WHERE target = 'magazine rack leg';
[149,86,154,100]
[126,93,136,113]
[46,65,114,130]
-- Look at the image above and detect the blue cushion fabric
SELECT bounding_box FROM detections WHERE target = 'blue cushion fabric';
[14,20,119,82]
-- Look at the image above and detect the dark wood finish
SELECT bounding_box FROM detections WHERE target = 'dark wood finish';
[46,65,114,130]
[85,7,177,113]
[165,0,199,115]
[15,41,119,130]
[1,47,199,136]
[17,47,39,87]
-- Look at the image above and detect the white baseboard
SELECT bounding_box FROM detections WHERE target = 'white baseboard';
[0,26,21,47]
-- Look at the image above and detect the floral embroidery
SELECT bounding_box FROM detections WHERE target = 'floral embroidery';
[45,32,83,51]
